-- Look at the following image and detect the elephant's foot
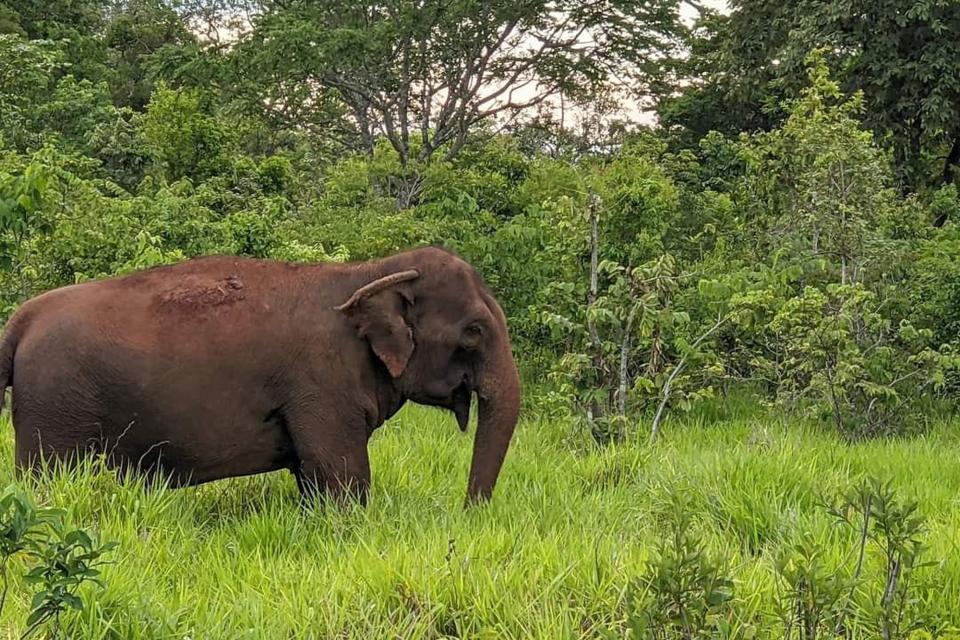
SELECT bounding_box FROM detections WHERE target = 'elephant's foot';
[294,463,370,508]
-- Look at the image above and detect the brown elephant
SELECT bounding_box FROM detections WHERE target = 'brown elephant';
[0,246,521,505]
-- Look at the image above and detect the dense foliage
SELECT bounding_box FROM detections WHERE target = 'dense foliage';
[2,1,959,442]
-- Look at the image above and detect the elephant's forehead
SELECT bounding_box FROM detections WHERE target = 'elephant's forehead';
[424,292,487,320]
[422,273,479,302]
[429,262,475,287]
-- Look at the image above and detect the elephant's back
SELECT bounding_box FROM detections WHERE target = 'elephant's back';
[8,257,317,375]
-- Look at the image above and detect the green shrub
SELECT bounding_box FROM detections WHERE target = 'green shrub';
[0,484,116,638]
[619,501,735,639]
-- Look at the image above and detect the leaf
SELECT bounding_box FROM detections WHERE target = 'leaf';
[63,592,84,610]
[31,591,48,609]
[65,529,92,549]
[26,607,48,627]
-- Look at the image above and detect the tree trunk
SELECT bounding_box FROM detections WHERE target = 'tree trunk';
[650,314,728,443]
[935,134,960,227]
[616,306,637,417]
[586,191,605,422]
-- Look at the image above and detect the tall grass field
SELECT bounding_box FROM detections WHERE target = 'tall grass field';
[2,403,960,638]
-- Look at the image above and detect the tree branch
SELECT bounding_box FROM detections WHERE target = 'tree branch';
[650,312,729,443]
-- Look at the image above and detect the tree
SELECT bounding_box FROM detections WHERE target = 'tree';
[766,52,896,286]
[657,0,960,196]
[0,0,106,41]
[104,0,195,109]
[1,0,111,84]
[142,82,233,182]
[0,35,62,148]
[232,0,684,171]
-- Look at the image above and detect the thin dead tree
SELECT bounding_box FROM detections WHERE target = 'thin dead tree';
[585,190,606,426]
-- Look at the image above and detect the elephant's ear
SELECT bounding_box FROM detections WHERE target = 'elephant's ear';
[336,270,419,378]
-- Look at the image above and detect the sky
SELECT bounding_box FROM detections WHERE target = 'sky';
[682,0,728,21]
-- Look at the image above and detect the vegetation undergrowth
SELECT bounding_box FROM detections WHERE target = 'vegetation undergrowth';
[2,403,959,639]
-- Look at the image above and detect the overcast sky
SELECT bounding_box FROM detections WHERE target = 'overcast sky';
[682,0,728,21]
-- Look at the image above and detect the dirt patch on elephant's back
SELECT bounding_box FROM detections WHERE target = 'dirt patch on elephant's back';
[153,274,246,315]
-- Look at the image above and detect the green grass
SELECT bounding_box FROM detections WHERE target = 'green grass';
[2,403,960,638]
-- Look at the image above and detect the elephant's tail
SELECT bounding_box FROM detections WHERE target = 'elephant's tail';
[0,311,23,414]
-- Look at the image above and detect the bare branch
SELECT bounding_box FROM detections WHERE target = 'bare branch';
[650,313,729,443]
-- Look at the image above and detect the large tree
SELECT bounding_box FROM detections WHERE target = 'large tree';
[231,0,684,167]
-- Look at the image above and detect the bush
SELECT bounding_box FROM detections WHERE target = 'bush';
[619,501,735,639]
[0,484,117,638]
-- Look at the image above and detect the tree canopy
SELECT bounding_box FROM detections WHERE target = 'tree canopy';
[657,0,960,194]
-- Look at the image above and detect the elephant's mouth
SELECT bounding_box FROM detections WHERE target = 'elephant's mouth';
[415,379,474,431]
[451,381,472,432]
[407,376,475,431]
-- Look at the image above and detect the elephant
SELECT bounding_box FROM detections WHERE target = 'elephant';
[0,246,521,505]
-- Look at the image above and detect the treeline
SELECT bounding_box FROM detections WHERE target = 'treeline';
[1,0,959,440]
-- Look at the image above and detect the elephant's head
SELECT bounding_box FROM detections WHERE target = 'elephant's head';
[336,247,521,504]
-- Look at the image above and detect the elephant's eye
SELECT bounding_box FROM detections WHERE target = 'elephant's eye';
[461,323,483,349]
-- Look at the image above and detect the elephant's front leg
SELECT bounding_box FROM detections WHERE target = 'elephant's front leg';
[295,450,370,506]
[287,406,371,506]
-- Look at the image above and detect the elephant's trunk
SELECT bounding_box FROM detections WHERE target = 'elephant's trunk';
[466,330,521,505]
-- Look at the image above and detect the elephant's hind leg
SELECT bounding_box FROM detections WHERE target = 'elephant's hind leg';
[11,360,107,475]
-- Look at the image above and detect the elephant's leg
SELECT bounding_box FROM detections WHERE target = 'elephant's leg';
[285,406,371,507]
[295,447,371,507]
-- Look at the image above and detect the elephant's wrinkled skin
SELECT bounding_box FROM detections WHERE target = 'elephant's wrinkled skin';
[0,247,521,505]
